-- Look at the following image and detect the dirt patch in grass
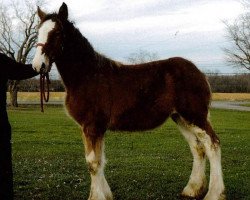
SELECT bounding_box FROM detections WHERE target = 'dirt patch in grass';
[6,92,250,102]
[212,93,250,101]
[7,92,65,102]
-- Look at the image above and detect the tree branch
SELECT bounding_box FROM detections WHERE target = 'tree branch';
[224,12,250,71]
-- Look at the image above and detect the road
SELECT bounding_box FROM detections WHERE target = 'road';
[211,101,250,111]
[16,100,250,112]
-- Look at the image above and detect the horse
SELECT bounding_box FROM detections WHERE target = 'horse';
[32,3,225,200]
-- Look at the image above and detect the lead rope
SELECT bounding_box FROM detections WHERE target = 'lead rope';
[40,72,50,112]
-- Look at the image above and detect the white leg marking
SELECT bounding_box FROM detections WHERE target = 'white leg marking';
[191,126,225,200]
[86,150,97,170]
[87,146,112,200]
[177,125,207,197]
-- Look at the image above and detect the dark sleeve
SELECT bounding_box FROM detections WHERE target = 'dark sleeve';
[0,53,38,80]
[7,63,39,80]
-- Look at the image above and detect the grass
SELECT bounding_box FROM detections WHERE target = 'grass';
[7,105,250,200]
[241,103,250,107]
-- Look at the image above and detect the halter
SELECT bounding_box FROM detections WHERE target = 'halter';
[36,43,45,48]
[36,42,50,112]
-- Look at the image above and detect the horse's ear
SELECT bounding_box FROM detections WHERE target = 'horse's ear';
[58,2,68,21]
[37,6,46,20]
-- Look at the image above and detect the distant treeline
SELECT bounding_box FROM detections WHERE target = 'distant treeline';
[11,73,250,93]
[10,79,65,92]
[207,73,250,93]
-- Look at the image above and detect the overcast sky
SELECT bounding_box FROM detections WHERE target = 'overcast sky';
[46,0,246,74]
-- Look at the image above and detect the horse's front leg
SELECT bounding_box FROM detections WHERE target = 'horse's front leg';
[82,126,113,200]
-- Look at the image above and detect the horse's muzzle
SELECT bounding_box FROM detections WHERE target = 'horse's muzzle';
[40,63,46,74]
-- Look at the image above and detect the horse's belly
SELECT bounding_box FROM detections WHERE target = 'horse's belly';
[109,108,170,131]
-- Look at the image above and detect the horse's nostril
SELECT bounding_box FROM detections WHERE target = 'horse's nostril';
[40,63,46,73]
[41,63,45,69]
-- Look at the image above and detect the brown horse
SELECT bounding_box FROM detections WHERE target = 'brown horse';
[32,3,225,200]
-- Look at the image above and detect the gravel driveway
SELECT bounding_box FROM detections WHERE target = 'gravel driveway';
[211,101,250,111]
[17,100,250,111]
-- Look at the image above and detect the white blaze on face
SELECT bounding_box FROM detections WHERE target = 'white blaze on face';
[32,20,56,72]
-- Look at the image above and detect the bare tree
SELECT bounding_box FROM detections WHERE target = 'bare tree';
[241,0,250,8]
[0,0,44,106]
[126,49,158,64]
[224,3,250,71]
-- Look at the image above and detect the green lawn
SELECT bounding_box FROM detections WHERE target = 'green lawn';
[8,105,250,200]
[241,103,250,107]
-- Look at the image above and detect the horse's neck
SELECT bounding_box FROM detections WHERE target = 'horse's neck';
[55,25,97,89]
[55,57,95,90]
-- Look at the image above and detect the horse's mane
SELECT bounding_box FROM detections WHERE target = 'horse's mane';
[41,13,121,76]
[64,20,95,56]
[61,18,120,72]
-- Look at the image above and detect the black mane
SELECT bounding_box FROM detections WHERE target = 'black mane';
[62,20,95,60]
[59,18,117,72]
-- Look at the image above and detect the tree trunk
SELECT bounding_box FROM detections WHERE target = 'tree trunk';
[9,80,20,107]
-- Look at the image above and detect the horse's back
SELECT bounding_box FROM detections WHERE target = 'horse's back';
[126,56,211,106]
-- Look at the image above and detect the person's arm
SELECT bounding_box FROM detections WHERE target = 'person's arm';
[7,62,38,80]
[0,53,38,80]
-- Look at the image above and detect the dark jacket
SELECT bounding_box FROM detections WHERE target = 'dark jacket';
[0,53,38,199]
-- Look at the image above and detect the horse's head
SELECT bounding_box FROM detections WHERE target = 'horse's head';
[33,3,68,73]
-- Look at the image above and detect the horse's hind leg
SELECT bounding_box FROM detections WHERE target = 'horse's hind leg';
[82,126,113,200]
[172,114,225,200]
[199,121,225,200]
[172,114,207,198]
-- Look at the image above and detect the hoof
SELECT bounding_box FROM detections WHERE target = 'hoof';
[88,193,113,200]
[203,191,226,200]
[88,188,113,200]
[181,183,207,199]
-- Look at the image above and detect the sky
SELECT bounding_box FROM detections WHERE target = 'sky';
[45,0,246,74]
